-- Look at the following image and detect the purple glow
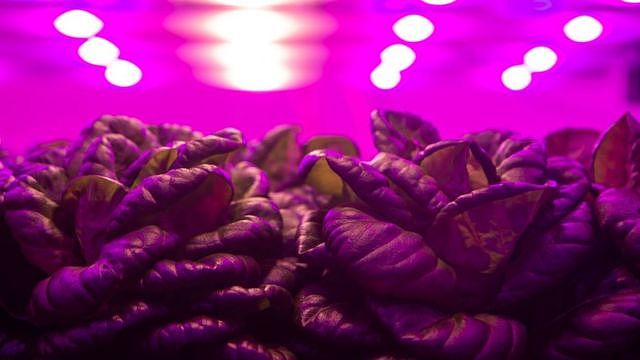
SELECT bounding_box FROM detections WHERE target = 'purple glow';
[422,0,456,5]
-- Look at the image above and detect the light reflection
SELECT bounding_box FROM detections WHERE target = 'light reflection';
[170,0,327,6]
[169,4,334,91]
[78,37,120,66]
[105,60,143,87]
[54,9,103,38]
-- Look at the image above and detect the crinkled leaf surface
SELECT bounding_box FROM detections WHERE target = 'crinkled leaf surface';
[172,128,244,169]
[232,162,270,200]
[428,183,552,305]
[324,206,456,302]
[250,125,302,189]
[592,113,640,188]
[296,284,384,347]
[493,138,547,184]
[303,135,360,157]
[596,188,640,270]
[129,147,179,187]
[464,129,513,157]
[61,175,127,262]
[29,226,176,325]
[545,128,599,168]
[108,164,233,237]
[78,134,141,181]
[300,150,413,227]
[371,109,439,160]
[368,298,526,360]
[184,197,282,259]
[415,140,498,200]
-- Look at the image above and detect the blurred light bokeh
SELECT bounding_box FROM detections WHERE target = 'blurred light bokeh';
[1,0,640,157]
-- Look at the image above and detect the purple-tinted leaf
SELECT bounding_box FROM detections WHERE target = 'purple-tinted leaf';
[149,123,202,146]
[37,300,167,358]
[592,113,640,188]
[126,147,179,187]
[24,140,69,168]
[534,157,591,229]
[29,226,177,325]
[77,134,141,181]
[464,129,513,157]
[545,128,599,168]
[296,284,385,347]
[184,197,282,259]
[595,188,640,271]
[172,128,244,169]
[270,185,323,211]
[262,257,303,292]
[61,175,127,262]
[221,338,296,360]
[416,140,499,200]
[66,115,158,177]
[496,201,595,307]
[299,150,414,227]
[371,109,439,159]
[0,216,45,318]
[303,135,360,157]
[139,253,261,293]
[144,315,239,354]
[493,138,547,184]
[371,152,448,229]
[543,288,640,359]
[428,182,552,307]
[296,210,330,266]
[368,298,526,360]
[3,165,79,273]
[108,164,233,237]
[324,206,456,302]
[250,125,302,189]
[192,285,292,317]
[232,162,270,200]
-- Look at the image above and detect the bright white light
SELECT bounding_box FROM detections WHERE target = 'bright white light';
[77,37,119,66]
[421,0,456,5]
[380,44,416,71]
[501,65,532,91]
[563,16,603,43]
[204,9,299,43]
[54,10,103,38]
[221,65,295,92]
[523,46,558,72]
[393,15,434,43]
[622,0,640,3]
[105,60,142,87]
[371,65,401,90]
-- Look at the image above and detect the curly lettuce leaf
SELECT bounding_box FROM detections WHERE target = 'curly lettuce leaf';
[416,140,498,200]
[61,175,127,262]
[493,138,547,184]
[172,128,244,169]
[371,109,439,159]
[303,135,359,157]
[592,113,640,188]
[107,164,233,237]
[368,298,525,360]
[324,206,456,302]
[545,128,599,168]
[249,125,302,189]
[232,162,270,200]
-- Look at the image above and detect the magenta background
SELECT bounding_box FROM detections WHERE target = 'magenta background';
[0,0,639,158]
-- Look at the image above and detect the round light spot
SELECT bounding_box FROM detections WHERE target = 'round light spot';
[371,65,401,90]
[421,0,456,5]
[380,44,416,71]
[523,46,558,72]
[105,60,142,87]
[393,15,435,43]
[54,10,103,38]
[77,37,120,66]
[622,0,640,3]
[563,15,603,43]
[501,65,532,91]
